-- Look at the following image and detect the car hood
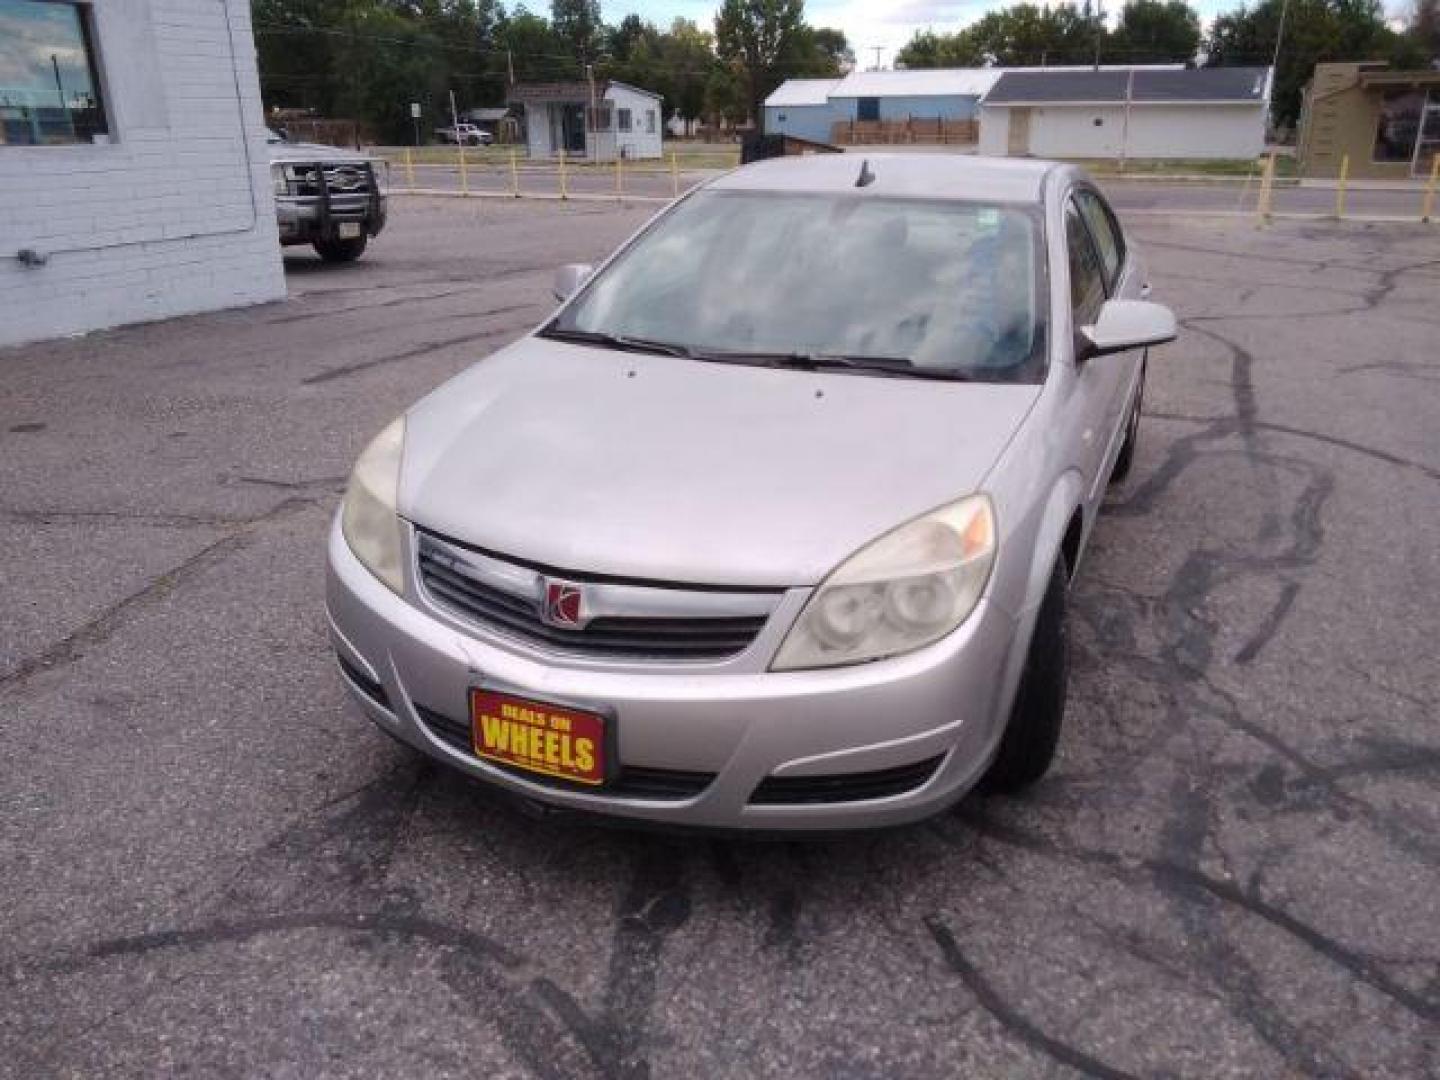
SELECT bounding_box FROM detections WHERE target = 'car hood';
[269,141,377,165]
[400,338,1039,588]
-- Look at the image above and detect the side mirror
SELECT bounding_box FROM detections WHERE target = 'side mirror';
[1079,299,1177,360]
[552,263,593,302]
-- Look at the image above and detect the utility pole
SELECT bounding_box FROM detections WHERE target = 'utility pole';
[1268,0,1292,133]
[586,63,598,163]
[1093,0,1104,70]
[51,54,75,139]
[871,46,884,71]
[450,88,461,147]
[1120,66,1134,169]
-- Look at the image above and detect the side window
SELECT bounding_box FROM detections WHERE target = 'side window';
[617,108,633,133]
[1065,199,1107,323]
[1075,189,1125,291]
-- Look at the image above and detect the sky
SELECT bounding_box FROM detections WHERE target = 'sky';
[600,0,1241,68]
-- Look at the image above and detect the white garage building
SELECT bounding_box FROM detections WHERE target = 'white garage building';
[0,0,285,349]
[979,68,1271,160]
[512,80,664,161]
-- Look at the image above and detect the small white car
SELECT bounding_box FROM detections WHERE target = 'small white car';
[435,124,492,147]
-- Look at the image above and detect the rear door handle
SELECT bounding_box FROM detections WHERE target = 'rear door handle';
[1140,282,1152,298]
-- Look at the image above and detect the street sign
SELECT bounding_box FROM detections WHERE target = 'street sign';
[410,102,421,119]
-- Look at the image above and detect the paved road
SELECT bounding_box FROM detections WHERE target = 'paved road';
[2,199,1438,1077]
[391,161,1440,219]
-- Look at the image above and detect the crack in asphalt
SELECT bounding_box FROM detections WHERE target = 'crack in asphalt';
[924,916,1140,1080]
[962,809,1440,1025]
[301,325,520,384]
[0,495,327,691]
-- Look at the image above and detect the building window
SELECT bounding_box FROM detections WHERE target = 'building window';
[617,107,632,133]
[857,97,880,122]
[0,0,109,145]
[1373,88,1424,163]
[586,103,612,131]
[646,109,655,133]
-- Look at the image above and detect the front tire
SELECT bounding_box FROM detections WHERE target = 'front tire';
[981,555,1069,793]
[1110,358,1146,484]
[314,236,368,263]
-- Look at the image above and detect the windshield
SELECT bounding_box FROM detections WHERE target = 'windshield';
[550,190,1046,383]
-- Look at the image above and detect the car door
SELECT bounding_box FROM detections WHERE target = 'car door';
[1063,194,1121,505]
[1066,187,1142,505]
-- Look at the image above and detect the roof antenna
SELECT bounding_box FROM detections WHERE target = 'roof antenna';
[855,159,876,188]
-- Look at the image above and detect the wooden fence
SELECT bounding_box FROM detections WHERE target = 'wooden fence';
[829,118,979,146]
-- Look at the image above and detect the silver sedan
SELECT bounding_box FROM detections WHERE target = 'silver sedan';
[326,154,1176,830]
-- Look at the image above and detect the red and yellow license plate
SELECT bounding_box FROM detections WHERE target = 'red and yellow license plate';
[470,688,606,786]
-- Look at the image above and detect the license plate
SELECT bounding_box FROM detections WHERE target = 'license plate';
[470,688,607,786]
[338,222,361,239]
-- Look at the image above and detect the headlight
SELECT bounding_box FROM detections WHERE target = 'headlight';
[271,164,288,195]
[771,495,997,671]
[341,417,406,593]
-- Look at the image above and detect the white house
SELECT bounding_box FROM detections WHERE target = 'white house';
[979,68,1271,160]
[512,80,664,161]
[763,67,1187,146]
[0,0,285,349]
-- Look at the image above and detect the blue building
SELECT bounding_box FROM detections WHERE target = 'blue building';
[761,78,844,144]
[764,69,1003,144]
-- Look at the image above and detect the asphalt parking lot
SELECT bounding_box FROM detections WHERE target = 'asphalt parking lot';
[2,197,1438,1078]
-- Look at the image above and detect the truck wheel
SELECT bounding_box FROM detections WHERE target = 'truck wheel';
[314,236,368,263]
[980,556,1069,793]
[1110,358,1145,484]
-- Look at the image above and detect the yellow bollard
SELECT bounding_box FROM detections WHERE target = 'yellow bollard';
[1256,151,1276,224]
[559,152,569,200]
[1422,154,1440,223]
[509,149,520,197]
[458,143,469,195]
[670,150,678,198]
[403,147,415,190]
[1334,154,1350,219]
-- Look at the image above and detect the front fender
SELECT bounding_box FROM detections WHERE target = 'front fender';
[992,469,1084,726]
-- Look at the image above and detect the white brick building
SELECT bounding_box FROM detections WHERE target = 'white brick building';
[0,0,285,349]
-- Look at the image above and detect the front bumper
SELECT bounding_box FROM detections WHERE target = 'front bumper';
[276,194,388,244]
[325,517,1022,831]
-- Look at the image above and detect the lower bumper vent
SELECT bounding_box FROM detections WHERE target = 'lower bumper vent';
[337,653,389,709]
[749,756,945,805]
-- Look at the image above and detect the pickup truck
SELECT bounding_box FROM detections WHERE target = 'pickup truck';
[434,123,492,146]
[269,141,388,263]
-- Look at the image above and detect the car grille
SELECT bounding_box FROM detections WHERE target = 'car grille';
[415,532,776,662]
[413,704,715,799]
[288,162,376,197]
[748,756,945,805]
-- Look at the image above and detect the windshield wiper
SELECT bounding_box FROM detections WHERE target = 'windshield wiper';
[692,349,971,382]
[540,327,693,358]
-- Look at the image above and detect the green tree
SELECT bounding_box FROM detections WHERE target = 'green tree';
[1111,0,1203,63]
[660,18,719,133]
[705,62,750,127]
[1411,0,1440,58]
[895,29,986,68]
[807,27,854,70]
[715,0,807,122]
[608,14,653,61]
[551,0,603,63]
[1206,0,1416,127]
[499,7,571,82]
